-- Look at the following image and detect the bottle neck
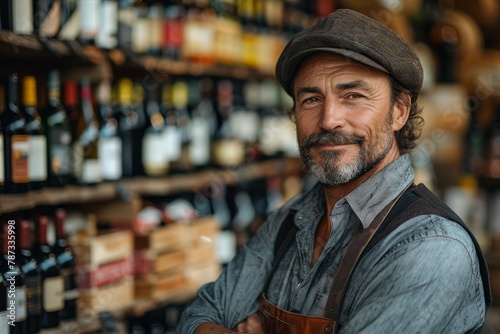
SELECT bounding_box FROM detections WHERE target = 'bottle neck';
[37,216,49,245]
[55,209,66,238]
[19,220,32,250]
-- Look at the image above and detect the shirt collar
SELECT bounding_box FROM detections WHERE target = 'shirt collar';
[291,154,415,229]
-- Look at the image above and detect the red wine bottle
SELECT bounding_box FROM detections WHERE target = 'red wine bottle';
[53,208,77,320]
[1,221,27,334]
[34,215,64,329]
[19,219,42,333]
[0,270,8,333]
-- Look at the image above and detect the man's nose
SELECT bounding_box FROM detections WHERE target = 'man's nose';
[318,98,346,131]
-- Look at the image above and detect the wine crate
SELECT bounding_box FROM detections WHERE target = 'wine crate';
[134,249,185,276]
[135,223,189,252]
[135,271,187,301]
[77,277,134,317]
[184,241,216,265]
[69,230,134,267]
[76,258,134,289]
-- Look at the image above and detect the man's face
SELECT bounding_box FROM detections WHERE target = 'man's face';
[293,53,399,186]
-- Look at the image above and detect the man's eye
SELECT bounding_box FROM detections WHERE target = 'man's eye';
[346,93,365,99]
[304,97,319,104]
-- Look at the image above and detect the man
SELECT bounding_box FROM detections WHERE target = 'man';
[176,9,491,334]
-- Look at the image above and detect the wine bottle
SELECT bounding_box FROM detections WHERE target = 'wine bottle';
[72,76,101,185]
[162,3,185,60]
[170,80,192,173]
[189,78,215,169]
[96,0,118,50]
[97,80,122,181]
[0,85,6,192]
[0,270,8,333]
[2,73,30,194]
[142,85,168,176]
[34,215,64,329]
[43,70,72,187]
[78,0,99,45]
[19,219,42,334]
[161,83,182,168]
[59,0,79,41]
[34,0,62,37]
[116,78,145,177]
[0,1,13,31]
[117,0,137,51]
[53,208,77,320]
[1,221,27,334]
[22,75,48,190]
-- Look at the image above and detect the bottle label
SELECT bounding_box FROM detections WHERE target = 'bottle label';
[96,1,118,49]
[189,118,210,166]
[13,0,34,34]
[29,134,48,182]
[8,286,27,322]
[11,135,30,183]
[98,137,122,180]
[0,310,8,332]
[25,275,42,316]
[49,129,71,175]
[43,276,64,312]
[143,132,168,173]
[78,0,100,39]
[163,126,182,161]
[61,268,78,301]
[81,159,102,184]
[0,134,4,184]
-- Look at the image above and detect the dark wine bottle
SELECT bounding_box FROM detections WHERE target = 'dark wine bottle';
[34,215,64,329]
[1,221,27,334]
[0,270,8,333]
[142,85,167,177]
[22,75,48,191]
[53,208,77,320]
[116,78,145,177]
[19,219,42,334]
[43,70,72,187]
[0,85,6,193]
[2,73,30,194]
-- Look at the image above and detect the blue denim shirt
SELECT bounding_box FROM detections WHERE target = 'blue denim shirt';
[176,154,486,333]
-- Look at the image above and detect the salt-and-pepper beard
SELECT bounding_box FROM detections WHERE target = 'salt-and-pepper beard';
[298,109,395,187]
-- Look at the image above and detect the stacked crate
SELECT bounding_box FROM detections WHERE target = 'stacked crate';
[69,229,135,317]
[134,216,221,301]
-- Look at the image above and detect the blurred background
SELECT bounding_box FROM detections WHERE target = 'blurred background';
[0,0,500,333]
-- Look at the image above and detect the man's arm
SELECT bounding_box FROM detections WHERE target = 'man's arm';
[175,207,285,334]
[195,315,264,334]
[194,323,237,333]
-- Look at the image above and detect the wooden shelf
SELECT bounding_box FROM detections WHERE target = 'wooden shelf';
[0,30,275,80]
[0,158,303,215]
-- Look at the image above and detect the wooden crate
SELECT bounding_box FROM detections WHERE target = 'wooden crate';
[77,277,134,317]
[135,223,188,252]
[184,242,216,265]
[76,258,134,289]
[134,249,185,276]
[135,271,187,301]
[70,230,133,267]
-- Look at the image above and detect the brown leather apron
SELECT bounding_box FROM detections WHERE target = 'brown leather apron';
[259,185,410,334]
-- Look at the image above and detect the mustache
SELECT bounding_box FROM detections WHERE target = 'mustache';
[302,131,364,148]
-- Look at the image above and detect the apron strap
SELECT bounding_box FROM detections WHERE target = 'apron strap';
[323,183,413,328]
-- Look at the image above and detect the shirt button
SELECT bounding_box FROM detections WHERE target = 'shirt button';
[324,326,332,333]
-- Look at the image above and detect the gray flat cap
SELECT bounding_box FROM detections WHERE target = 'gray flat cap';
[276,9,423,96]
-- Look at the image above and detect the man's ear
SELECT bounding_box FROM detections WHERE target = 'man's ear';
[392,92,411,131]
